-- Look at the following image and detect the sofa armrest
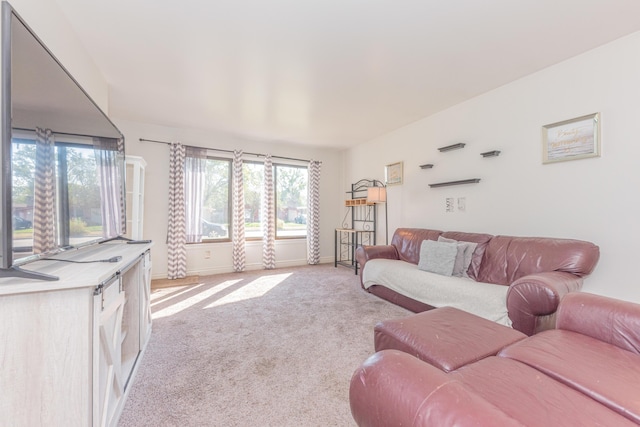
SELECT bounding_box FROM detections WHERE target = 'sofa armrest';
[349,350,523,427]
[507,271,583,336]
[557,292,640,355]
[355,245,398,287]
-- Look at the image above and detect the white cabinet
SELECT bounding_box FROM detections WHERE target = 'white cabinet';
[125,156,147,240]
[0,242,152,427]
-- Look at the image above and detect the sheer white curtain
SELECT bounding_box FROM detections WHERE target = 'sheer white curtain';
[262,155,275,269]
[232,149,245,272]
[185,147,207,243]
[94,137,125,238]
[307,160,322,264]
[167,142,187,279]
[33,127,56,254]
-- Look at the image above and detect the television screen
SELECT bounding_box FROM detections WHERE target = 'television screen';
[1,3,125,280]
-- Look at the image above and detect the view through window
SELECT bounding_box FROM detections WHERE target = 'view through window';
[12,138,105,255]
[199,157,308,242]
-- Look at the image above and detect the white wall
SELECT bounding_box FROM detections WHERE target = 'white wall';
[118,119,343,279]
[345,31,640,303]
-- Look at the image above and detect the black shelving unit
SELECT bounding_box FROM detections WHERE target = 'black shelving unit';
[335,179,382,274]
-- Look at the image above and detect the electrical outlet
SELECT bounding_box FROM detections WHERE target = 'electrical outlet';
[204,250,211,259]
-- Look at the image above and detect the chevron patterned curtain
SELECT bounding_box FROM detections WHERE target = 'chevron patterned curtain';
[307,160,321,264]
[232,149,245,272]
[117,138,126,234]
[167,142,187,279]
[93,137,125,238]
[262,155,276,269]
[32,128,57,254]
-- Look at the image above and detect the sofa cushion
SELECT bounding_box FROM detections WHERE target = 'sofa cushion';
[451,356,637,427]
[498,329,640,423]
[557,292,640,354]
[476,235,601,286]
[391,228,442,265]
[418,240,457,276]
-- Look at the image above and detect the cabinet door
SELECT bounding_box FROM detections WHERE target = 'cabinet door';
[1,287,92,425]
[93,278,125,427]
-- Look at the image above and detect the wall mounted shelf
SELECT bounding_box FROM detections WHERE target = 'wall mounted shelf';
[481,150,501,157]
[438,143,466,152]
[419,163,434,169]
[429,178,481,188]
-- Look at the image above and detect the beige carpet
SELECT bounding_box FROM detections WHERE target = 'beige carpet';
[118,263,410,426]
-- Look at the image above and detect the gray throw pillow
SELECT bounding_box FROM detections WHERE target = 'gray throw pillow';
[438,236,478,278]
[418,240,457,276]
[460,241,478,278]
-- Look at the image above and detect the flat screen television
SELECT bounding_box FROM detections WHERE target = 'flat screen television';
[0,1,126,281]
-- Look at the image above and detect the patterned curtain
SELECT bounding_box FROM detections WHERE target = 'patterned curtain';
[307,160,322,264]
[262,155,276,269]
[93,137,124,238]
[33,128,56,254]
[167,142,187,279]
[232,149,245,272]
[116,138,126,234]
[185,147,207,243]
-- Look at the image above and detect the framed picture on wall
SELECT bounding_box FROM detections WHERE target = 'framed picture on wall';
[542,113,600,164]
[385,161,403,185]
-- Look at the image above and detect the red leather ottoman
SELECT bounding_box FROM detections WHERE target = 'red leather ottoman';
[374,307,526,372]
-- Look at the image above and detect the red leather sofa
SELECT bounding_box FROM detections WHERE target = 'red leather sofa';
[355,228,600,335]
[350,292,640,426]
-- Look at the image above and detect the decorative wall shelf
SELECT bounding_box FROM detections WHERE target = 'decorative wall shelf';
[419,163,434,169]
[438,143,466,152]
[481,150,501,157]
[429,178,481,188]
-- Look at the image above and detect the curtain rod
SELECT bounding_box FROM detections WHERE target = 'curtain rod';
[13,127,121,140]
[139,138,320,164]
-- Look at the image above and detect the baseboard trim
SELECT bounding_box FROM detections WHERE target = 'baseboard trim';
[151,256,335,281]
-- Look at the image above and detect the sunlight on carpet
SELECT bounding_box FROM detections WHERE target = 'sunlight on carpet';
[153,279,242,319]
[204,273,291,308]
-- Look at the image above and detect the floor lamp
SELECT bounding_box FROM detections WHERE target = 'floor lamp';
[366,185,388,245]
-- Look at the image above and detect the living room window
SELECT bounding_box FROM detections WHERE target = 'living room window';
[201,157,231,241]
[198,158,308,242]
[275,164,308,238]
[11,134,122,254]
[243,161,264,240]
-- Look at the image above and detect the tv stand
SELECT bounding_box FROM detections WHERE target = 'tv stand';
[0,240,152,426]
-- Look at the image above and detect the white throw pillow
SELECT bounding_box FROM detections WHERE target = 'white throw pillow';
[418,240,457,276]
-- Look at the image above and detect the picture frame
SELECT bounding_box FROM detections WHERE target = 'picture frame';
[542,113,600,164]
[385,161,403,185]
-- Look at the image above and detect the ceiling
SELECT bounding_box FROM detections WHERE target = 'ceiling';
[52,0,640,149]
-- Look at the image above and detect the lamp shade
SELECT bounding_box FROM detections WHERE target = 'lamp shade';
[367,187,387,203]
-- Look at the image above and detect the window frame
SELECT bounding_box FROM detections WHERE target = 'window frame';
[199,155,232,243]
[11,136,103,251]
[274,162,308,240]
[191,156,309,243]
